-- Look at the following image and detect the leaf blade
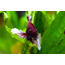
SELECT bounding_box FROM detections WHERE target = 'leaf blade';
[39,11,65,54]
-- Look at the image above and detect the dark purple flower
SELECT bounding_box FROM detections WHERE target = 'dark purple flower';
[11,15,41,50]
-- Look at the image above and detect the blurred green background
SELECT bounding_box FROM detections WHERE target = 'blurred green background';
[0,11,65,54]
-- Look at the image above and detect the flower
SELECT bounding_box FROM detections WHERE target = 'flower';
[11,15,41,50]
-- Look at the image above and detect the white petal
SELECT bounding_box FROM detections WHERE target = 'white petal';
[11,28,24,34]
[37,34,41,50]
[37,38,41,50]
[33,34,41,50]
[11,28,26,38]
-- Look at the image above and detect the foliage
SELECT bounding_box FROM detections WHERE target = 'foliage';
[0,11,65,54]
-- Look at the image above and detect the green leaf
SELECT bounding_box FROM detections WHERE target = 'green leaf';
[39,11,65,54]
[0,11,3,13]
[0,12,8,22]
[3,12,8,22]
[19,15,27,32]
[5,11,15,28]
[34,11,50,35]
[0,12,8,26]
[0,25,17,54]
[5,26,25,43]
[49,32,65,54]
[8,11,19,28]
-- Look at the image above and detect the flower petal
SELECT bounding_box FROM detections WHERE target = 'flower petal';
[33,34,41,50]
[11,28,26,38]
[11,28,24,34]
[36,34,41,50]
